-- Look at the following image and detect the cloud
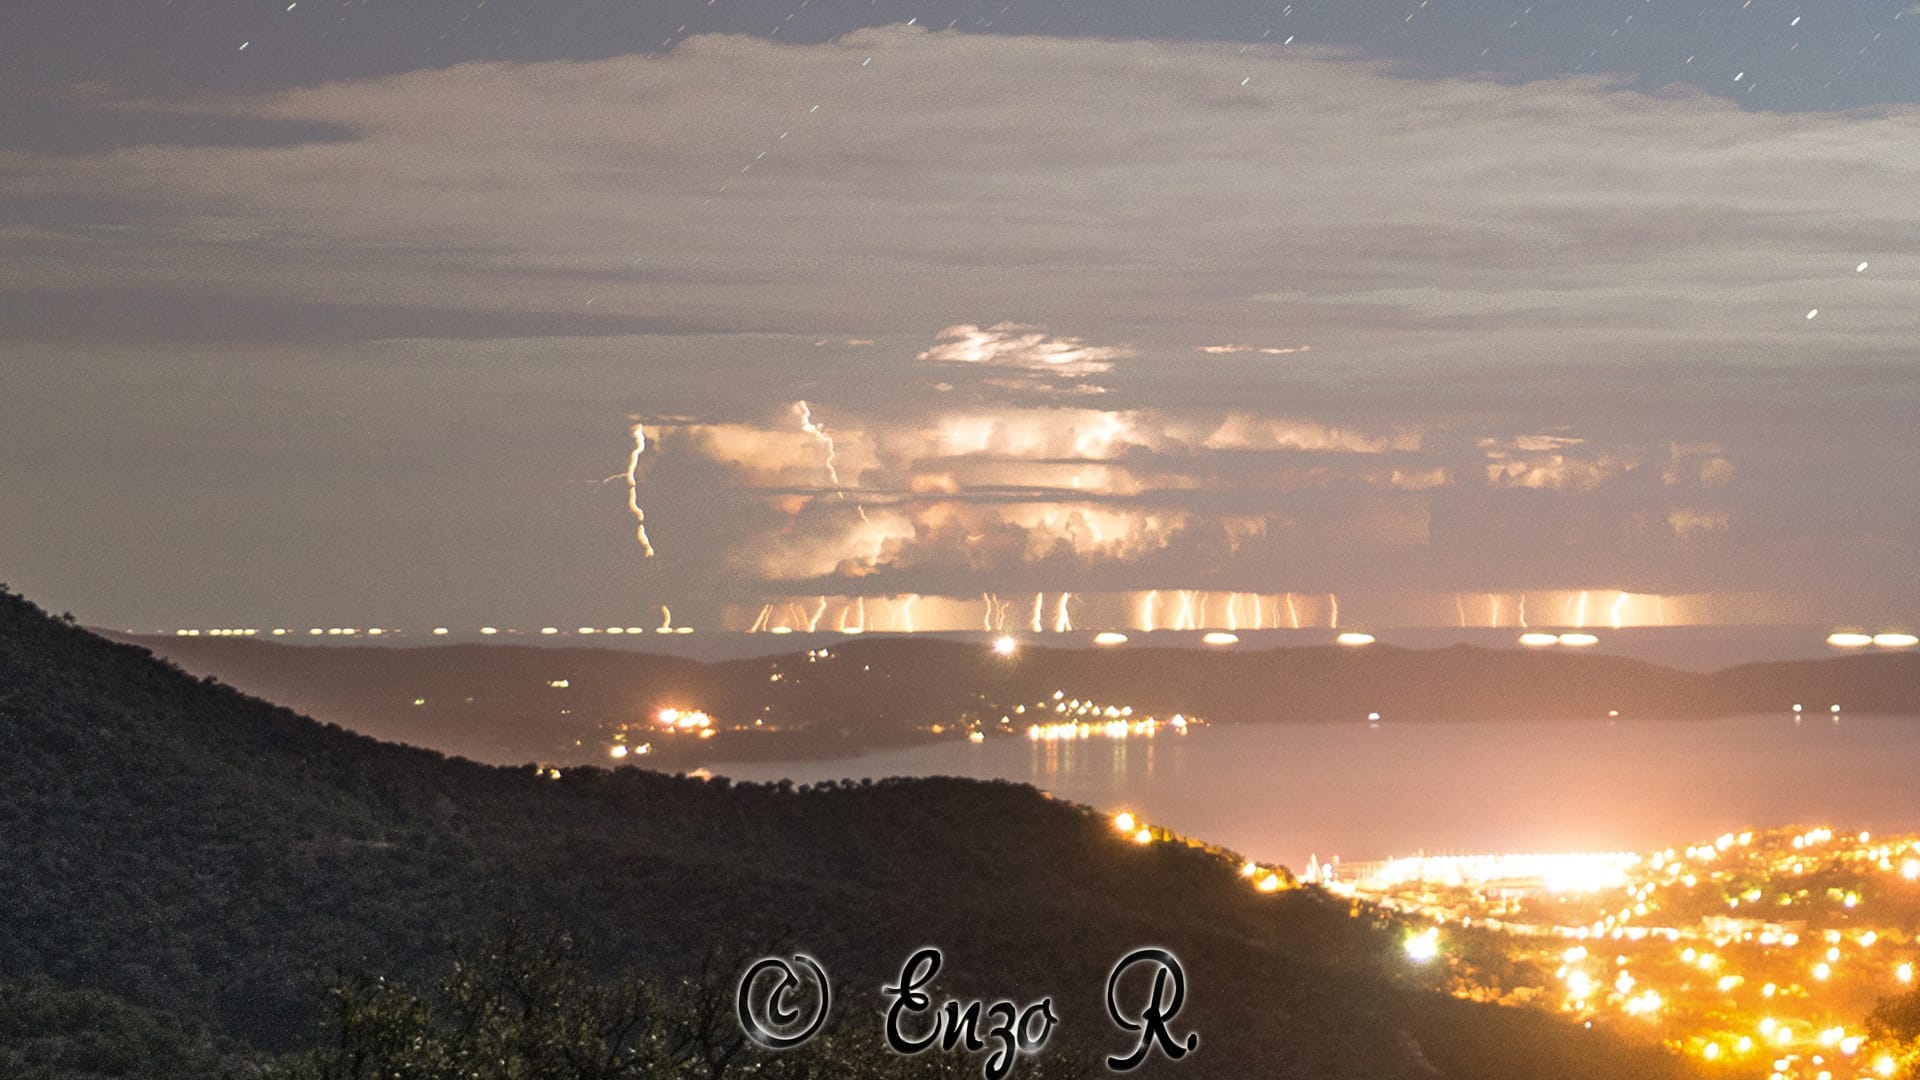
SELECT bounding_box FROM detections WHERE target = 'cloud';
[918,322,1130,375]
[3,27,1918,625]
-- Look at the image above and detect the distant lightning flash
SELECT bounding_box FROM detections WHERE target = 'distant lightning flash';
[659,605,673,631]
[1610,592,1628,630]
[1455,593,1468,628]
[1054,592,1074,633]
[1328,593,1339,629]
[1175,591,1198,632]
[616,422,655,557]
[808,596,828,632]
[1141,589,1159,633]
[1032,593,1045,634]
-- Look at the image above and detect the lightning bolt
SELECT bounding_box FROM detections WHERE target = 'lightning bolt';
[808,596,828,632]
[901,594,918,633]
[1518,594,1529,628]
[1140,590,1159,633]
[1610,592,1628,630]
[1286,592,1300,630]
[1328,593,1339,629]
[1053,592,1074,633]
[748,604,772,633]
[1031,593,1045,634]
[659,605,673,631]
[614,422,655,557]
[856,506,884,564]
[1175,591,1197,632]
[794,400,842,493]
[1456,593,1468,628]
[1226,593,1240,632]
[1489,593,1501,628]
[1575,590,1590,629]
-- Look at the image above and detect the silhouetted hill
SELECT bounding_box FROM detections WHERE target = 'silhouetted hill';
[2,589,1708,1077]
[112,630,1920,765]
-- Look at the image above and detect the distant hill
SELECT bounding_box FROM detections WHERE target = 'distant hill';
[111,629,1920,765]
[0,587,1711,1077]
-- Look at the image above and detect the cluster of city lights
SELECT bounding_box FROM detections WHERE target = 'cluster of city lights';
[1332,827,1920,1079]
[1018,691,1193,742]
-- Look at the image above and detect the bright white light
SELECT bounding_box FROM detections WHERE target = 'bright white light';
[1405,928,1440,963]
[1201,632,1239,646]
[1519,632,1559,647]
[1093,631,1129,646]
[1558,632,1599,647]
[432,627,449,636]
[992,635,1018,656]
[1828,632,1874,648]
[1335,632,1375,646]
[1874,632,1918,648]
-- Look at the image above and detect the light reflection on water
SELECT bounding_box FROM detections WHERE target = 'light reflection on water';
[713,714,1920,869]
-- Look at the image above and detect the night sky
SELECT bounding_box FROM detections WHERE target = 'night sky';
[3,1,1916,633]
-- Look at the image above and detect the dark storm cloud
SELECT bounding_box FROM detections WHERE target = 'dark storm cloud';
[0,286,753,344]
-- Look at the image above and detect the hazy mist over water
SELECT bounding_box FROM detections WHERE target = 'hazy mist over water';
[715,715,1920,868]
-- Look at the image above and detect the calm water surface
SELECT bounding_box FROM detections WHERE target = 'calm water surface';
[715,715,1920,868]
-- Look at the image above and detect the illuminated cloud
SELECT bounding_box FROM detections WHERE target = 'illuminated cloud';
[918,322,1131,376]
